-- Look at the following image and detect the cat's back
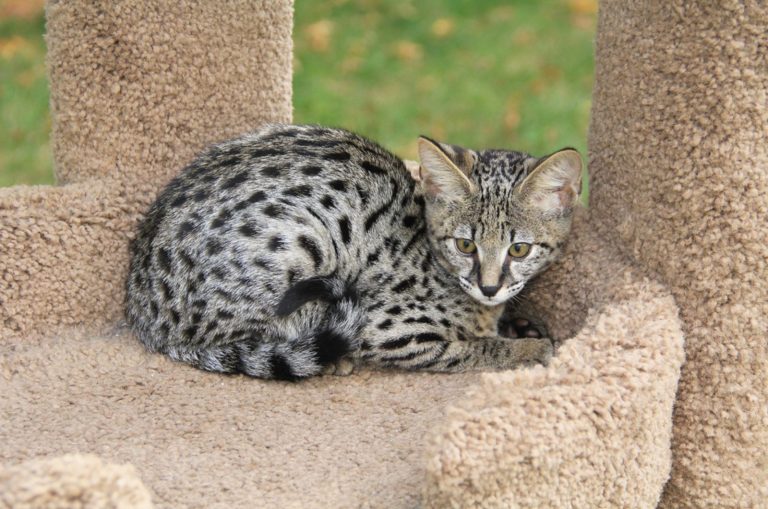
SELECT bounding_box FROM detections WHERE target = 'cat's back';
[126,125,416,345]
[179,124,405,197]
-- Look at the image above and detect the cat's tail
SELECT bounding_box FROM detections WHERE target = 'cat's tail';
[168,276,366,380]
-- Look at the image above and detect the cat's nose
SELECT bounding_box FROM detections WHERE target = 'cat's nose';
[480,285,500,297]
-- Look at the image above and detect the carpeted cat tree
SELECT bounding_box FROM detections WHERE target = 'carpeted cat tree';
[1,1,765,507]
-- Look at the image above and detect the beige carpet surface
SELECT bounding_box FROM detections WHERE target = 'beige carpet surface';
[1,328,479,509]
[0,454,153,509]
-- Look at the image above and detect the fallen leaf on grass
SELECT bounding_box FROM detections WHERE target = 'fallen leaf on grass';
[567,0,598,15]
[394,40,423,63]
[0,35,32,59]
[431,18,455,38]
[304,19,334,53]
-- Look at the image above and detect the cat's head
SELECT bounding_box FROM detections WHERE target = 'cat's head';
[415,136,582,307]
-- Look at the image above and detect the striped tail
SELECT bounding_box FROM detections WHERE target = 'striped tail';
[168,276,366,380]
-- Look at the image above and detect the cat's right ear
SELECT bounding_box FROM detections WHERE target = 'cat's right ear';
[417,137,475,202]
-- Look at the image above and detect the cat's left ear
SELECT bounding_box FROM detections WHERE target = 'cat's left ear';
[518,149,582,214]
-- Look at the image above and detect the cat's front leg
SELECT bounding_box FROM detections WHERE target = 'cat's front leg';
[358,329,552,373]
[424,335,553,372]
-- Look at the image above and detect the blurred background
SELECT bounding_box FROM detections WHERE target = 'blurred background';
[0,0,596,188]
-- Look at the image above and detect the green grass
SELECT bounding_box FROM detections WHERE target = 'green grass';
[0,0,595,187]
[0,12,51,186]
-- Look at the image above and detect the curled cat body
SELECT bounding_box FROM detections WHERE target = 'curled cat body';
[125,124,582,380]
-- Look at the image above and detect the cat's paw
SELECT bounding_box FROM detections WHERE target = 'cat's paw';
[322,358,356,376]
[499,317,547,339]
[518,337,554,367]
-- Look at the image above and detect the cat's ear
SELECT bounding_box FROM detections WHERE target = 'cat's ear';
[518,148,582,214]
[417,136,476,201]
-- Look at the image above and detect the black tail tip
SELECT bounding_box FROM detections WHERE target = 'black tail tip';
[314,329,353,366]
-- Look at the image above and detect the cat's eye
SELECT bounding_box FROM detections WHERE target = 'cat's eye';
[508,243,531,258]
[455,238,477,254]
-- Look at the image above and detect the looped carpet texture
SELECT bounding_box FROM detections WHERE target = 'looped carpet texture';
[1,1,765,508]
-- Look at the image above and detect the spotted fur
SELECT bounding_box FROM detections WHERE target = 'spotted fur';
[125,124,581,380]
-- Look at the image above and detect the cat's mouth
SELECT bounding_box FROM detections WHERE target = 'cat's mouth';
[458,277,523,307]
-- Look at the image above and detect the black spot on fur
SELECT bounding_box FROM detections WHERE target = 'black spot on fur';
[159,280,173,300]
[366,248,381,266]
[218,155,240,167]
[328,180,347,192]
[203,320,218,335]
[251,148,284,159]
[149,300,159,318]
[320,195,335,209]
[338,216,351,244]
[301,165,322,176]
[178,221,195,240]
[356,185,369,205]
[377,319,394,330]
[183,325,198,339]
[402,215,417,228]
[268,235,285,251]
[170,194,188,207]
[248,191,267,203]
[360,161,387,175]
[193,189,209,202]
[285,184,312,197]
[263,203,285,218]
[324,151,351,162]
[415,332,444,343]
[261,166,281,177]
[206,239,223,255]
[295,138,341,148]
[445,358,462,369]
[169,309,180,324]
[157,248,172,274]
[392,275,416,293]
[440,318,452,327]
[221,171,248,190]
[211,267,228,279]
[385,305,402,315]
[214,289,234,300]
[217,309,234,320]
[404,316,435,326]
[380,336,412,350]
[298,235,323,269]
[211,209,231,229]
[239,223,259,237]
[252,258,270,269]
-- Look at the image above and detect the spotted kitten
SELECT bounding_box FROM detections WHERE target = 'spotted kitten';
[125,124,581,380]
